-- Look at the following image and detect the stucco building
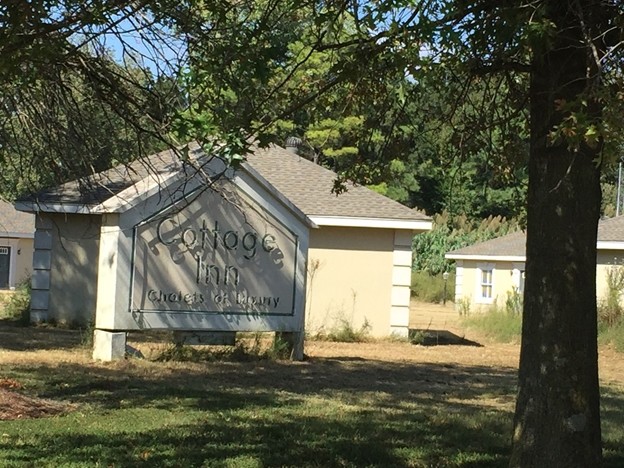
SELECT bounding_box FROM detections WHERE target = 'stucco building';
[446,216,624,312]
[17,144,431,345]
[0,199,34,290]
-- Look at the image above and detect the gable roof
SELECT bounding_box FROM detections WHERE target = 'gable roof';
[16,143,431,231]
[16,148,180,208]
[446,215,624,261]
[0,199,34,237]
[244,146,430,229]
[597,215,624,243]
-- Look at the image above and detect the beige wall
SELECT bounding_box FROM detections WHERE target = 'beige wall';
[0,236,33,288]
[307,226,395,337]
[596,250,624,302]
[42,214,101,325]
[454,259,524,313]
[15,238,34,285]
[456,252,624,312]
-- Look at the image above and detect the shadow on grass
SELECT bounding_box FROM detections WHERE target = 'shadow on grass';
[1,357,516,467]
[0,321,84,351]
[1,325,623,467]
[409,328,483,347]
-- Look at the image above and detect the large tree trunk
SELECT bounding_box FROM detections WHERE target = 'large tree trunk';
[510,2,603,466]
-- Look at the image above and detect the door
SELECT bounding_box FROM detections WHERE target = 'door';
[0,246,10,289]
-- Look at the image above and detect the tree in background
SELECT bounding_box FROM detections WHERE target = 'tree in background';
[0,1,184,199]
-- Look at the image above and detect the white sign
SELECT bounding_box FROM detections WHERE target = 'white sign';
[130,186,299,317]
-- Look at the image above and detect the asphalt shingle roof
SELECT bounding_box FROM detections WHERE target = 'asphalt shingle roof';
[597,215,624,242]
[448,216,624,258]
[19,144,429,223]
[0,199,34,236]
[245,145,429,221]
[20,148,180,206]
[447,230,526,257]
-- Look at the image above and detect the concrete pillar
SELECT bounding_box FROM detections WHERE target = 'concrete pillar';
[92,329,126,361]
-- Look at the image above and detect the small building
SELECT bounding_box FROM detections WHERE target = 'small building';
[446,216,624,312]
[0,199,34,290]
[17,144,431,343]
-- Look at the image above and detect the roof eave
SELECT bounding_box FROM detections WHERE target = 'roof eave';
[445,253,526,262]
[309,216,431,231]
[597,241,624,250]
[0,232,35,239]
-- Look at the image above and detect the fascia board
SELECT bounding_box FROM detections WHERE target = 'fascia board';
[445,253,527,262]
[309,216,431,231]
[597,241,624,250]
[0,232,35,239]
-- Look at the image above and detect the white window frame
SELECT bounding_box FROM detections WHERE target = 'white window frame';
[512,262,526,294]
[476,263,495,304]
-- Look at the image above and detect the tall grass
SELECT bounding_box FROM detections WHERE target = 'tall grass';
[463,305,523,343]
[598,265,624,351]
[411,271,455,303]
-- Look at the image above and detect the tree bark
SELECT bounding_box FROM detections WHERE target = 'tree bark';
[510,2,604,466]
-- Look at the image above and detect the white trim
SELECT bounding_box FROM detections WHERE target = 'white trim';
[0,232,34,239]
[448,242,624,262]
[475,262,495,305]
[309,216,431,231]
[446,253,526,262]
[15,201,96,214]
[597,241,624,250]
[15,170,180,216]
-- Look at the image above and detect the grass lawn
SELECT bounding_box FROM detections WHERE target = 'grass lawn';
[0,325,623,467]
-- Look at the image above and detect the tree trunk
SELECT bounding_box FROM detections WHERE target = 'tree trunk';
[510,2,603,466]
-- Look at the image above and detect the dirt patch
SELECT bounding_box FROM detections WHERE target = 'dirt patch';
[0,378,74,420]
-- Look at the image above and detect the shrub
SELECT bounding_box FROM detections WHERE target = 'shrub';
[457,297,471,316]
[412,211,519,275]
[0,279,30,325]
[505,288,523,315]
[411,271,455,303]
[323,318,371,343]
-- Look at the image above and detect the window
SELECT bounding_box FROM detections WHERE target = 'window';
[0,246,10,289]
[476,263,495,304]
[481,268,493,299]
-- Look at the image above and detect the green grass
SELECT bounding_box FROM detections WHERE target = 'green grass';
[0,360,514,467]
[1,335,623,467]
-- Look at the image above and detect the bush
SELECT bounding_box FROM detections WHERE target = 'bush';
[412,211,519,275]
[322,318,371,343]
[463,305,522,343]
[411,271,455,303]
[0,279,30,325]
